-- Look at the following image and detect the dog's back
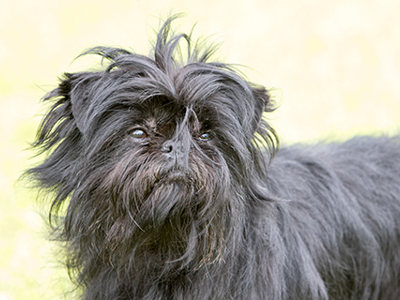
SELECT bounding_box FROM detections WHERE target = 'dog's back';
[268,136,400,299]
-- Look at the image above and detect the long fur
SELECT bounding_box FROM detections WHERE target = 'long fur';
[27,17,400,299]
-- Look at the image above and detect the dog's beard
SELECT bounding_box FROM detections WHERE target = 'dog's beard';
[64,143,238,280]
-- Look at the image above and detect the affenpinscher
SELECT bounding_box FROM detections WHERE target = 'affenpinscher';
[28,18,400,299]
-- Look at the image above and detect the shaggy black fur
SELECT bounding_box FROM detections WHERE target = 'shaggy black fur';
[28,17,400,299]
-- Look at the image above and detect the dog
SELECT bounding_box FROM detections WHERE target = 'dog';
[28,17,400,299]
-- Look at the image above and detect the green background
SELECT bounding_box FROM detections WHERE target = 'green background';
[1,0,400,299]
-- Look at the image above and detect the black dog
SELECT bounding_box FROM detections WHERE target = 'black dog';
[28,18,400,299]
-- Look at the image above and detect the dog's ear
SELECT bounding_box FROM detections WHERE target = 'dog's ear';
[28,72,102,199]
[250,86,274,132]
[50,72,102,134]
[250,86,278,154]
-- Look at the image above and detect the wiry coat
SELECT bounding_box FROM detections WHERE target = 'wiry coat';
[28,18,400,299]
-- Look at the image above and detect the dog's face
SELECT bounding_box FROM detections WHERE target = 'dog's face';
[32,23,277,279]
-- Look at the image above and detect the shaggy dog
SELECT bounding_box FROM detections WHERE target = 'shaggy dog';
[28,18,400,299]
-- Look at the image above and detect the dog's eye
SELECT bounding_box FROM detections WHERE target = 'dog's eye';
[129,128,148,140]
[199,132,213,142]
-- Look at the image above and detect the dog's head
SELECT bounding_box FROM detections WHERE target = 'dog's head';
[30,18,278,281]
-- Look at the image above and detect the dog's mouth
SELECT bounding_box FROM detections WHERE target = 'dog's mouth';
[154,169,192,186]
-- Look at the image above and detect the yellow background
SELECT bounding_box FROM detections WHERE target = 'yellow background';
[1,0,400,299]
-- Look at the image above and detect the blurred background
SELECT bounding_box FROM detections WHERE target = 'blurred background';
[1,0,399,299]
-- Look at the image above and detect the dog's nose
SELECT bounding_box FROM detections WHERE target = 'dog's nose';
[161,142,173,153]
[161,140,186,156]
[161,138,190,170]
